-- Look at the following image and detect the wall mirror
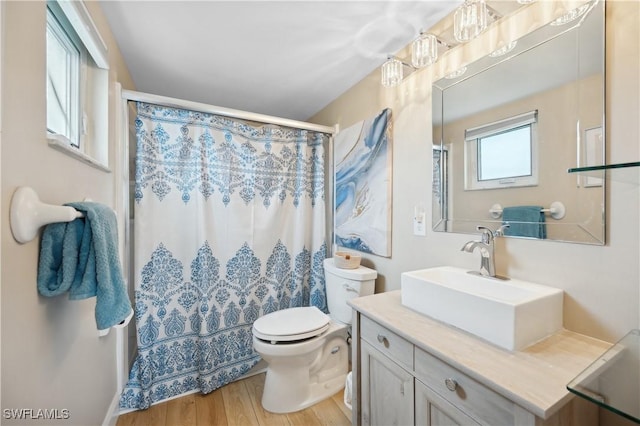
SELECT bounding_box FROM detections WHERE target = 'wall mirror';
[432,0,605,244]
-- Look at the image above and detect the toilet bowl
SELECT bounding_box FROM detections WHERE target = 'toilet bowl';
[252,257,377,413]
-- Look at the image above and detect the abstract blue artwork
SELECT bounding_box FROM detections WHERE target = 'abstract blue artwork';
[334,109,392,257]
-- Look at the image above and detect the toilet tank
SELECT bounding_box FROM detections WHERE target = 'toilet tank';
[323,258,377,325]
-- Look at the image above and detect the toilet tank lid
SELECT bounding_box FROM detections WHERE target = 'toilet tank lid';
[324,258,377,280]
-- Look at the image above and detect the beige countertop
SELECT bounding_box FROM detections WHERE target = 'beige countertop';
[349,290,612,419]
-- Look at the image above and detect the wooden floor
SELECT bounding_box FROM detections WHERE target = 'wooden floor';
[116,373,351,426]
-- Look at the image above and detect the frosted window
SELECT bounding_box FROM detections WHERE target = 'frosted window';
[478,125,532,181]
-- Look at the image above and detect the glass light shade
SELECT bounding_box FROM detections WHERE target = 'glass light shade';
[454,0,488,43]
[489,40,517,57]
[381,57,403,87]
[516,0,536,4]
[444,66,467,79]
[550,4,590,26]
[411,33,438,68]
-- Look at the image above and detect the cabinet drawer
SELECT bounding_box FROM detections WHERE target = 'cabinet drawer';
[360,316,413,370]
[415,347,514,426]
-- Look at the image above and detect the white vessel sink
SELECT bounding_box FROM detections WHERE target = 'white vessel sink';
[400,266,563,351]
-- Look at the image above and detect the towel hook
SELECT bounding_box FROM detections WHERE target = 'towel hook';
[10,186,84,244]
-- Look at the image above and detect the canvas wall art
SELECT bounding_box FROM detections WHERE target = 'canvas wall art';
[334,108,392,258]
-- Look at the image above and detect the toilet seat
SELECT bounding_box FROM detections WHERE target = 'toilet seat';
[253,306,330,342]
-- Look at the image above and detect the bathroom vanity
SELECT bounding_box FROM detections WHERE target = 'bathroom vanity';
[349,291,611,426]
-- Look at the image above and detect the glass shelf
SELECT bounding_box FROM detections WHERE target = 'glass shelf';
[567,329,640,424]
[567,162,640,184]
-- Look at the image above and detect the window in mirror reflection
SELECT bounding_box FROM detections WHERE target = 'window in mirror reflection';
[478,126,531,180]
[465,110,538,190]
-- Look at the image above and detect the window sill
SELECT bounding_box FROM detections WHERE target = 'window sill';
[47,135,111,173]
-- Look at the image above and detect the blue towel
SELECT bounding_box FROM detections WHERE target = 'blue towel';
[502,206,547,239]
[38,202,132,331]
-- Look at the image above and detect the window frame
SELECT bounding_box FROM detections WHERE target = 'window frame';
[464,110,539,191]
[46,4,84,148]
[45,0,111,170]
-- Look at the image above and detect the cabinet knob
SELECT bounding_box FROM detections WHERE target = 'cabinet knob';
[377,334,387,345]
[444,378,458,392]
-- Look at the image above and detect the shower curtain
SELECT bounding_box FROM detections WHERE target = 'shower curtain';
[119,102,329,410]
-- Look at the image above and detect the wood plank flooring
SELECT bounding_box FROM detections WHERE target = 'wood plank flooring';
[116,373,351,426]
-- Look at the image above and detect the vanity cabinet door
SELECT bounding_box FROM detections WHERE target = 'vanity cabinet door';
[361,340,414,426]
[415,379,479,426]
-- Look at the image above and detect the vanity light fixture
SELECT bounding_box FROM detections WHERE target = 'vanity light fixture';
[411,32,439,68]
[550,3,591,26]
[381,33,451,87]
[489,40,518,57]
[454,0,488,43]
[378,0,507,88]
[516,0,536,4]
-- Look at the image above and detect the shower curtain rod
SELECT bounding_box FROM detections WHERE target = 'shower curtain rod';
[121,89,336,134]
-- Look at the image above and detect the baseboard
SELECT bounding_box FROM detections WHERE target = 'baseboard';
[116,389,202,417]
[102,391,121,426]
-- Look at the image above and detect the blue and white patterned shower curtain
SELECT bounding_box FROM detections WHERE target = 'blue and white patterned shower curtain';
[119,102,329,410]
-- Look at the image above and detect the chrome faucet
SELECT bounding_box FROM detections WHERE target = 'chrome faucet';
[461,225,508,278]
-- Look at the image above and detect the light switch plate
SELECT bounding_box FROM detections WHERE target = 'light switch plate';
[413,213,426,236]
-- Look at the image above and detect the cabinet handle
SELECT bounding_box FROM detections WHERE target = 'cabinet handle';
[377,334,387,344]
[444,378,458,392]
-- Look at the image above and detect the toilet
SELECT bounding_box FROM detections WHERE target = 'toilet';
[252,257,377,413]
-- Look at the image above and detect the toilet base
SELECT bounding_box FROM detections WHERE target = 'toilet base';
[259,323,349,413]
[262,369,347,414]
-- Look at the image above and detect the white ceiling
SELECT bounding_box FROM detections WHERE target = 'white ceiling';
[99,1,462,121]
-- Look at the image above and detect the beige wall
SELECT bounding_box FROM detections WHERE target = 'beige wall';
[312,0,639,344]
[1,2,134,425]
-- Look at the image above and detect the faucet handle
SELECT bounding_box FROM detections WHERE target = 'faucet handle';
[494,224,510,237]
[476,226,494,243]
[477,224,510,240]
